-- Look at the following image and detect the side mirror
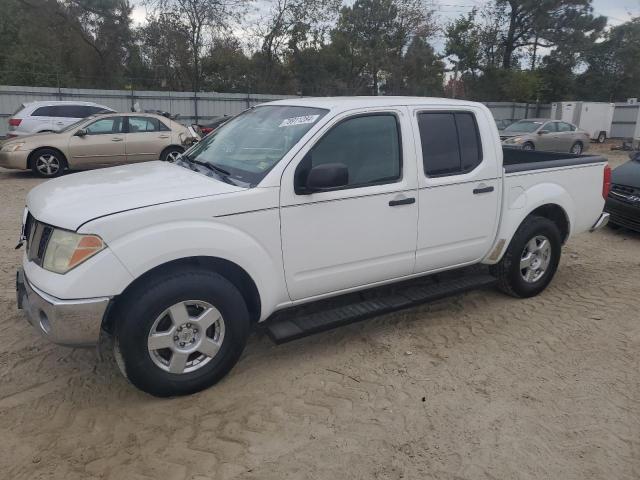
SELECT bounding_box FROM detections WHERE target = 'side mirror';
[304,163,349,193]
[75,129,87,137]
[538,130,549,135]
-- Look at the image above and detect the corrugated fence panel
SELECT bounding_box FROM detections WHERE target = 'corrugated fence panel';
[0,85,296,136]
[1,86,638,138]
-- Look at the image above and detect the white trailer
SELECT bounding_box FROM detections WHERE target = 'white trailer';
[551,102,615,143]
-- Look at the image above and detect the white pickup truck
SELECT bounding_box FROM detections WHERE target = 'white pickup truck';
[16,97,611,396]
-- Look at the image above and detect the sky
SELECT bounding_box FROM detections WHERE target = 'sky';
[130,0,640,52]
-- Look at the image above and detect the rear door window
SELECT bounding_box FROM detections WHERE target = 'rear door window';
[417,111,482,177]
[128,116,161,133]
[85,117,124,135]
[32,106,56,117]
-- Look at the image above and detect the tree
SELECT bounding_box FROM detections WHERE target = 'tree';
[148,0,249,91]
[400,36,444,96]
[497,0,606,69]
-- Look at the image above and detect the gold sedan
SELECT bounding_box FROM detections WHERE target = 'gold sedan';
[0,112,194,177]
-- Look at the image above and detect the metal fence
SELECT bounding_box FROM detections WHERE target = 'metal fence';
[2,85,639,139]
[0,85,297,136]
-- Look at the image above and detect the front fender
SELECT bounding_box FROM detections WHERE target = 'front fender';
[103,219,288,320]
[484,182,574,264]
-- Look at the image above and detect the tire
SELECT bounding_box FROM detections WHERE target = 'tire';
[597,132,606,144]
[160,146,184,162]
[30,148,67,178]
[570,142,583,155]
[114,268,250,397]
[490,216,562,298]
[522,142,535,151]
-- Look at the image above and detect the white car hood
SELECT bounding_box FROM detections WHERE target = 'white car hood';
[27,161,243,230]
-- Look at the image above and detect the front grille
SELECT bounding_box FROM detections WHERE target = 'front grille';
[611,184,638,196]
[25,217,54,266]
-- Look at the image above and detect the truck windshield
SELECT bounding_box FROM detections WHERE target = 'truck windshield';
[504,120,543,133]
[184,105,328,186]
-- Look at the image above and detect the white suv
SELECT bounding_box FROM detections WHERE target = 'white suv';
[7,101,115,138]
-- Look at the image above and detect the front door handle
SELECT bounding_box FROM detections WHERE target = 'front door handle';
[111,137,124,142]
[389,197,415,206]
[473,185,494,194]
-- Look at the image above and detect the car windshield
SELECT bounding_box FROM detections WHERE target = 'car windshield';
[183,105,328,186]
[58,116,96,133]
[504,120,543,133]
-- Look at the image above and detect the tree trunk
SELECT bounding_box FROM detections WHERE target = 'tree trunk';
[502,2,518,69]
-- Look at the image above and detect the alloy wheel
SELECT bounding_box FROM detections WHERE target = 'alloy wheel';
[147,300,225,374]
[520,235,552,283]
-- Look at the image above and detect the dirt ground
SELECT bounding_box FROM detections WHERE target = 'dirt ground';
[0,143,639,480]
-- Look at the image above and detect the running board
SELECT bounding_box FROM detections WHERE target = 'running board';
[264,273,497,344]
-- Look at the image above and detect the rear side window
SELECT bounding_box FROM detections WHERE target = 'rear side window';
[32,106,55,117]
[557,122,574,132]
[128,116,164,133]
[418,112,482,177]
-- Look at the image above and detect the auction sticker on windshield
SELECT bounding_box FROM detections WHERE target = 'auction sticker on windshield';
[279,115,320,127]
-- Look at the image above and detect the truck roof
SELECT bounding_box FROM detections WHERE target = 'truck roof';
[266,96,484,113]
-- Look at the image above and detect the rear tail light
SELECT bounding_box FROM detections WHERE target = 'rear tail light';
[8,118,21,127]
[603,164,612,199]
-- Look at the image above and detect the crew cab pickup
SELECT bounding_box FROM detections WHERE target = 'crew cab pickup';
[16,97,611,396]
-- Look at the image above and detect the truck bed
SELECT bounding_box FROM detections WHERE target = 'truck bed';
[503,148,606,173]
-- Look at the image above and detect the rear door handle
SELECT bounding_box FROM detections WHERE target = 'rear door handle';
[389,197,415,206]
[473,186,494,194]
[111,137,124,142]
[158,135,170,139]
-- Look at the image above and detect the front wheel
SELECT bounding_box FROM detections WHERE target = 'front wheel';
[30,148,66,178]
[490,216,562,298]
[114,268,250,397]
[522,142,535,151]
[597,132,606,144]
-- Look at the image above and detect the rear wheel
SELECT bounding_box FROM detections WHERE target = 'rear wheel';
[160,146,183,162]
[114,268,250,397]
[522,142,535,151]
[490,216,562,298]
[570,142,583,155]
[597,132,606,144]
[30,148,66,178]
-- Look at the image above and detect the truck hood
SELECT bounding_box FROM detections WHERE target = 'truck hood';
[27,161,244,230]
[612,160,640,188]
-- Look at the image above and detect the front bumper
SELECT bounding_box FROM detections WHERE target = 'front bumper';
[0,149,29,170]
[16,269,110,346]
[605,196,640,232]
[590,212,610,232]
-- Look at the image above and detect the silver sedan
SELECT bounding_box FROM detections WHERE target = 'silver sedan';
[500,119,591,154]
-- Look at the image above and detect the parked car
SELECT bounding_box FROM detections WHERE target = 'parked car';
[495,118,512,130]
[551,102,615,143]
[500,118,591,154]
[7,101,115,138]
[0,112,192,177]
[16,97,610,397]
[198,115,231,136]
[605,152,640,232]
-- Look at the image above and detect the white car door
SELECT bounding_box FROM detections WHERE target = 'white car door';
[280,108,419,301]
[412,107,501,273]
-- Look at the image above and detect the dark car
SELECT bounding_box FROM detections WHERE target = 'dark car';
[198,116,231,136]
[605,152,640,232]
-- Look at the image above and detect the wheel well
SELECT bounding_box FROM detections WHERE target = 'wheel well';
[528,204,570,243]
[102,256,261,334]
[28,147,68,169]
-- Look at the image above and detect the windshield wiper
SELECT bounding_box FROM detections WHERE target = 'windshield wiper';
[178,155,236,185]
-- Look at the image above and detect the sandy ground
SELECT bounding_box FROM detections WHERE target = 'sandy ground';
[0,143,639,480]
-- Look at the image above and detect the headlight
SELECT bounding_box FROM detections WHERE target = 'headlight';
[42,229,105,274]
[504,136,524,144]
[1,142,26,152]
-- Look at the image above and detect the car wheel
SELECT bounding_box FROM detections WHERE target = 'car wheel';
[160,146,183,162]
[114,268,250,397]
[597,132,606,144]
[570,142,583,155]
[522,142,535,151]
[490,216,562,298]
[30,148,67,178]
